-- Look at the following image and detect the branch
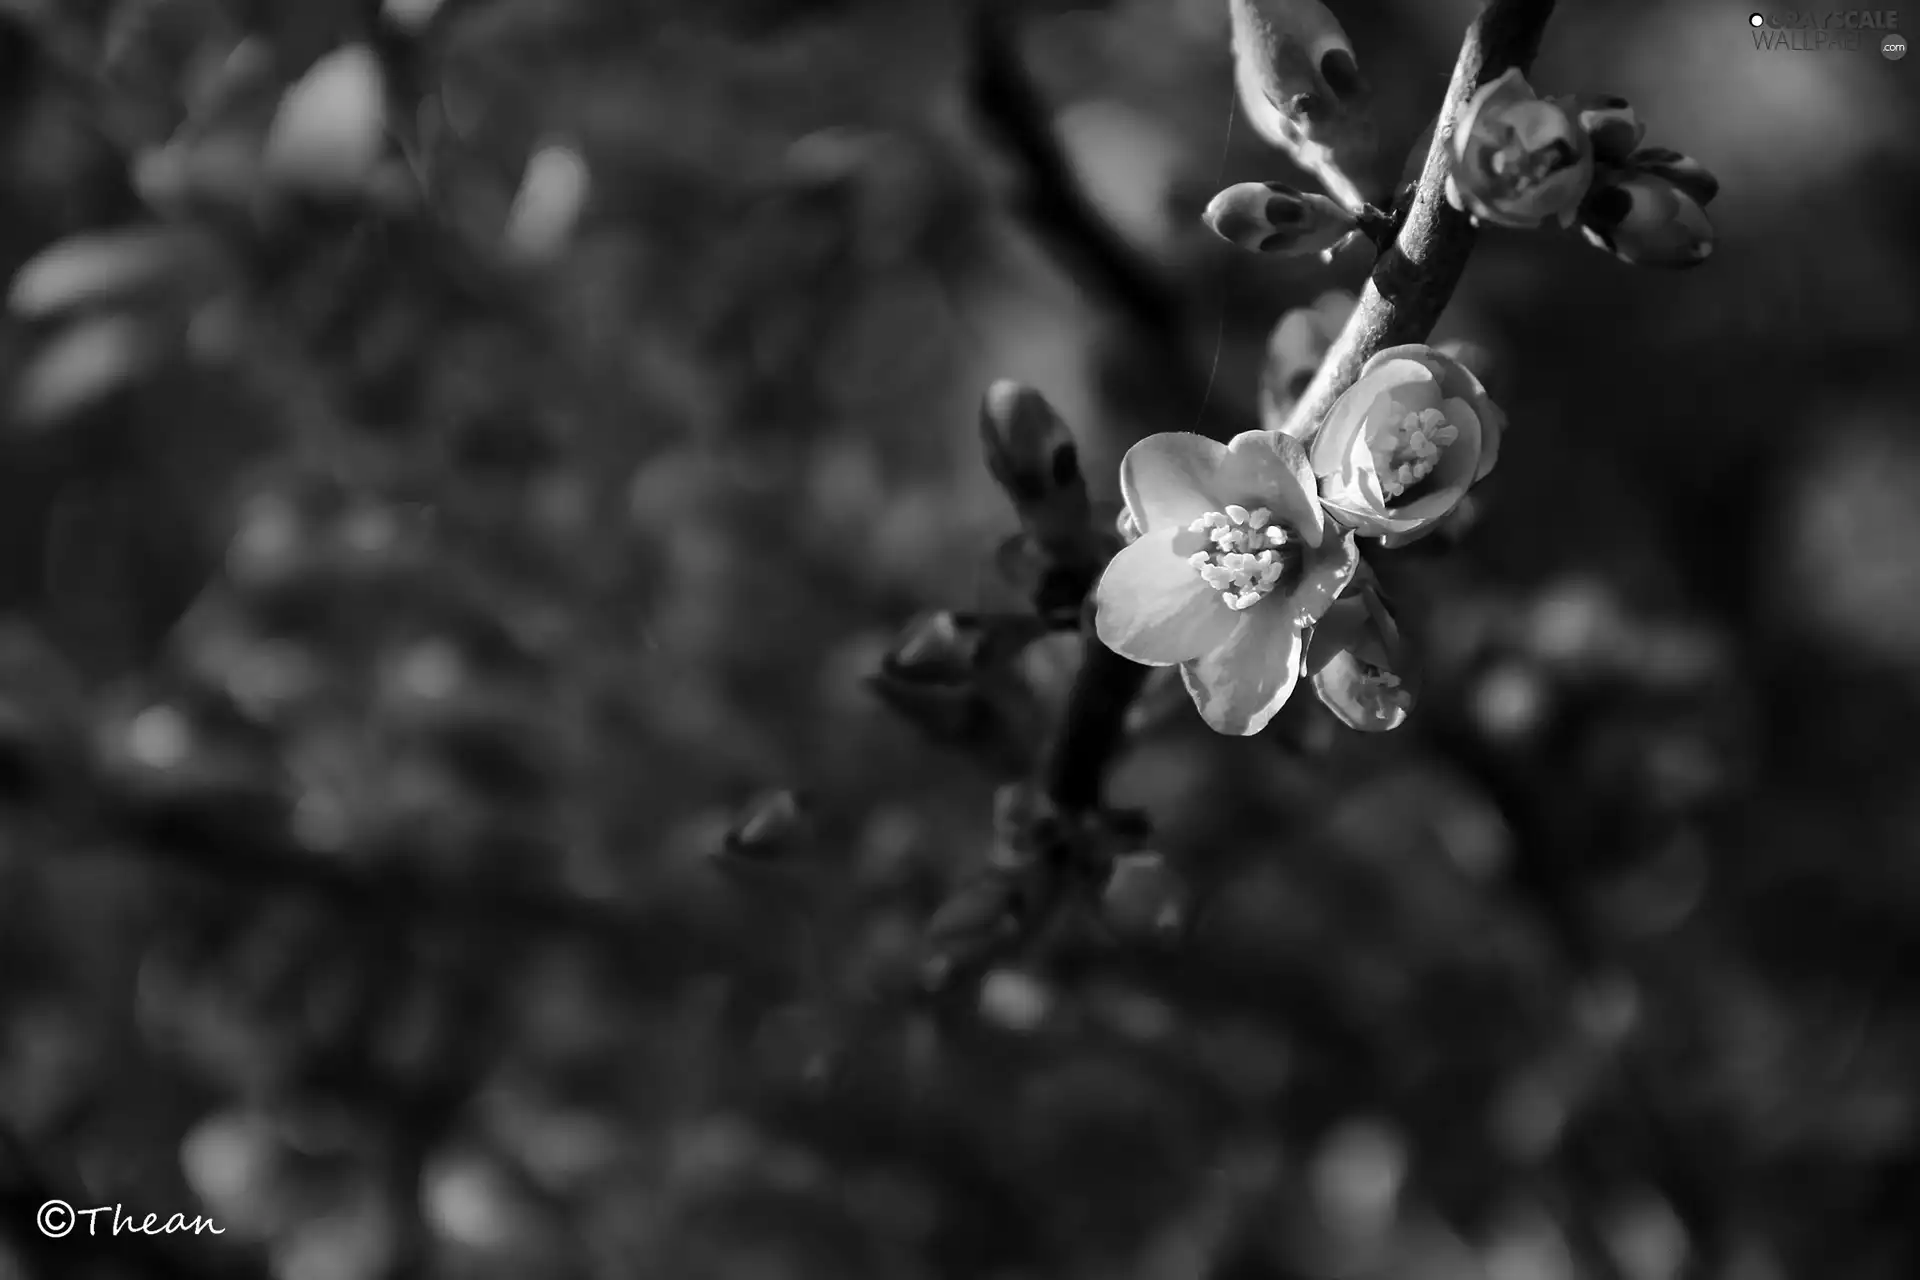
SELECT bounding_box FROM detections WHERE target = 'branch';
[1043,0,1560,813]
[1283,0,1557,440]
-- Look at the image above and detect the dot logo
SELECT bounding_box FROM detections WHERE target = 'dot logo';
[1886,33,1908,59]
[1748,12,1766,25]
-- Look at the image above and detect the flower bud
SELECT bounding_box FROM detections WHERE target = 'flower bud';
[885,611,985,684]
[1261,290,1357,432]
[1229,0,1378,208]
[1549,93,1645,166]
[1101,851,1189,941]
[1307,584,1413,731]
[979,380,1091,550]
[1203,182,1357,257]
[868,613,1048,768]
[990,781,1067,870]
[989,533,1102,629]
[1621,147,1719,207]
[923,871,1027,986]
[1577,172,1713,269]
[717,788,812,863]
[1445,70,1593,229]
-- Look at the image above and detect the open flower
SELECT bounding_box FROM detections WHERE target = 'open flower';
[1261,289,1357,428]
[1445,69,1593,229]
[1306,577,1412,731]
[1308,344,1504,545]
[1094,431,1360,736]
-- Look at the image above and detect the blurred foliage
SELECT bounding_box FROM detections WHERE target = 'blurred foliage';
[1,1,1918,1279]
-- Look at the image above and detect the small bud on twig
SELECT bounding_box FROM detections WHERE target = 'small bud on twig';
[1203,182,1358,258]
[979,381,1091,552]
[1229,0,1379,209]
[717,788,813,863]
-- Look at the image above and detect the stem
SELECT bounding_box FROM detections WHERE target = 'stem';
[1044,641,1149,811]
[1043,0,1560,811]
[1283,0,1557,440]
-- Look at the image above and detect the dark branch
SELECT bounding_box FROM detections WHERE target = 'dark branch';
[1283,0,1557,439]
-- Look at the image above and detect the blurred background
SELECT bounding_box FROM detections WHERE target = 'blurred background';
[2,0,1919,1277]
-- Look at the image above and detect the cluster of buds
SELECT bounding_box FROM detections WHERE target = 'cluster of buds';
[1195,1,1382,262]
[1445,69,1718,269]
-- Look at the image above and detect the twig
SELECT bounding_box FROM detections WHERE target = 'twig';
[1283,0,1557,441]
[1043,0,1561,814]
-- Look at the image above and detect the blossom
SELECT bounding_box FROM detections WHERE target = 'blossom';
[1094,431,1360,736]
[1445,69,1594,229]
[1261,289,1357,425]
[1202,182,1357,258]
[1307,344,1504,545]
[1577,148,1718,269]
[1306,577,1412,731]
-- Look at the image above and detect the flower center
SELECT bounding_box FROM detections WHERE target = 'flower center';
[1352,662,1412,716]
[1486,127,1577,195]
[1185,505,1300,611]
[1368,406,1458,499]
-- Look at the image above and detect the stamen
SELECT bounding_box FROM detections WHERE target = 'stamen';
[1370,405,1459,500]
[1187,507,1301,609]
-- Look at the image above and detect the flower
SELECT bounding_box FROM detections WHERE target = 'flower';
[1306,578,1412,731]
[1577,147,1718,269]
[1445,69,1594,229]
[1261,290,1358,427]
[1202,182,1357,257]
[1307,344,1504,545]
[1094,431,1360,736]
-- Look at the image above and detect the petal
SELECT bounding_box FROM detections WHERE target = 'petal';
[1456,69,1537,146]
[1309,357,1440,478]
[1178,605,1306,736]
[1119,433,1226,535]
[1304,594,1371,675]
[1312,648,1411,731]
[1627,146,1719,207]
[1218,430,1325,546]
[1285,526,1361,626]
[1472,396,1507,481]
[1093,526,1238,666]
[1356,351,1445,394]
[1308,379,1373,477]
